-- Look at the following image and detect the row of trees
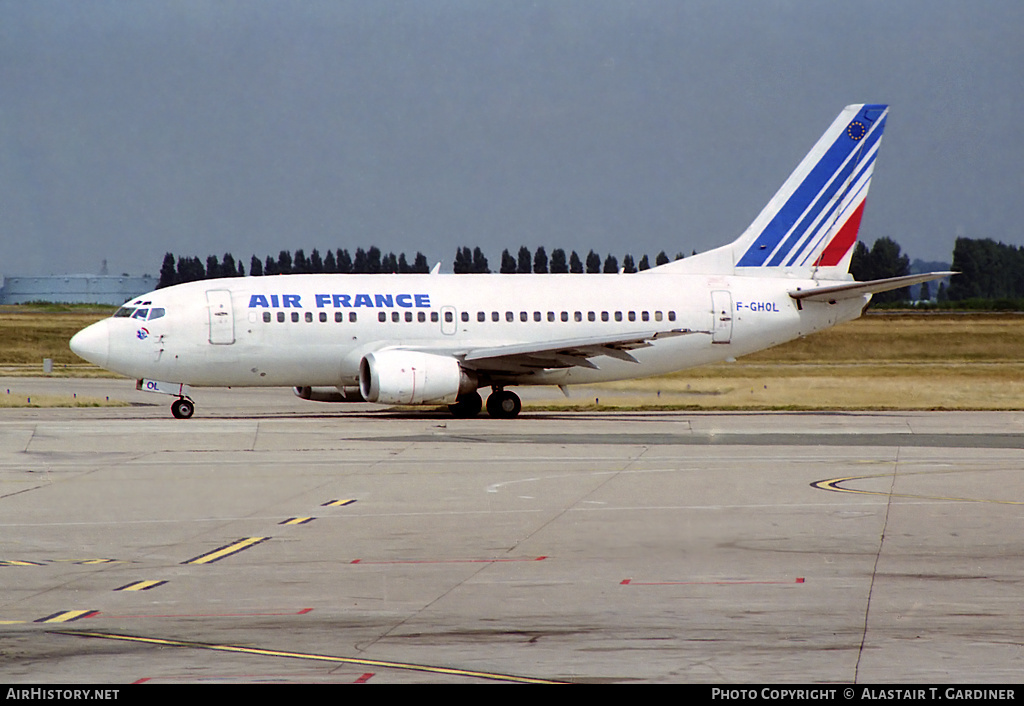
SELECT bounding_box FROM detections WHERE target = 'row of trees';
[946,238,1024,301]
[158,246,688,288]
[156,237,1024,308]
[459,246,684,274]
[849,237,912,304]
[851,236,1024,307]
[159,247,433,288]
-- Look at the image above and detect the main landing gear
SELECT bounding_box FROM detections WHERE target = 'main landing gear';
[448,388,521,419]
[486,388,522,418]
[448,390,482,418]
[171,397,195,419]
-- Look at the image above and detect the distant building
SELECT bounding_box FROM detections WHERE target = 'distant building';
[0,275,157,306]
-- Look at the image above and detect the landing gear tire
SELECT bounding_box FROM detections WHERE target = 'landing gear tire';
[448,391,482,418]
[486,389,522,419]
[171,398,195,419]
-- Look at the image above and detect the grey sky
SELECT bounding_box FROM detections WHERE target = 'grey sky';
[2,0,1021,276]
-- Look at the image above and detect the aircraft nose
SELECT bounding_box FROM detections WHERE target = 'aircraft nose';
[69,320,110,368]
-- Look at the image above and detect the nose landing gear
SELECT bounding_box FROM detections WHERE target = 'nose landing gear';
[171,397,195,419]
[137,379,196,419]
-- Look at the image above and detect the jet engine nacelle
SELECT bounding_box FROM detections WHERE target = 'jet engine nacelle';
[293,386,366,403]
[359,350,477,405]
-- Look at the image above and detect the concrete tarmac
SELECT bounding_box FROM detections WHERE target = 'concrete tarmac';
[1,378,1022,684]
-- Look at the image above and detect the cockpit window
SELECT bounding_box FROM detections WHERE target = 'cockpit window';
[115,306,165,320]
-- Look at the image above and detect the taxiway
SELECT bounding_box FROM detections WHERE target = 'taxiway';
[1,378,1022,683]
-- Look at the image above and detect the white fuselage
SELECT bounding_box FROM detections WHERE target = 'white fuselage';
[71,271,867,390]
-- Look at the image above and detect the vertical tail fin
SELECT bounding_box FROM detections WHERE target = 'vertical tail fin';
[657,104,888,278]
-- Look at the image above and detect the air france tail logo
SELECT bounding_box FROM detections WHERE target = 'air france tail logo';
[737,104,888,269]
[248,293,432,309]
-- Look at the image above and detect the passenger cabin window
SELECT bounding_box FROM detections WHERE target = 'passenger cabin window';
[277,312,285,323]
[263,312,272,323]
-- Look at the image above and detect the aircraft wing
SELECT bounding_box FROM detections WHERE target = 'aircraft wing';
[789,272,956,303]
[444,328,693,373]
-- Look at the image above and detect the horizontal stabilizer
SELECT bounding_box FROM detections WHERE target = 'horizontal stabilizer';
[789,272,955,303]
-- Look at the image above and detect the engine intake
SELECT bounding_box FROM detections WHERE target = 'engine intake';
[359,350,476,405]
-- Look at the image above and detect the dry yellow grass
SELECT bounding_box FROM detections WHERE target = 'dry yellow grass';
[548,313,1024,411]
[0,393,128,409]
[741,313,1024,364]
[584,366,1024,410]
[0,309,110,367]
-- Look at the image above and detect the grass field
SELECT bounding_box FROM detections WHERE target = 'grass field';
[1,307,1022,410]
[577,313,1024,410]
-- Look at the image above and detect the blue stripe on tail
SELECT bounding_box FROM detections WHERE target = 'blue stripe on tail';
[737,105,887,268]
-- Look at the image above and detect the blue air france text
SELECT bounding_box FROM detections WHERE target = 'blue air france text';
[248,294,432,309]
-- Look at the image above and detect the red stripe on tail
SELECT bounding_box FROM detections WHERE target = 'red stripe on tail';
[814,200,866,267]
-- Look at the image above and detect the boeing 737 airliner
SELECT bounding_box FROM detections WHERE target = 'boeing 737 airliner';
[71,104,951,419]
